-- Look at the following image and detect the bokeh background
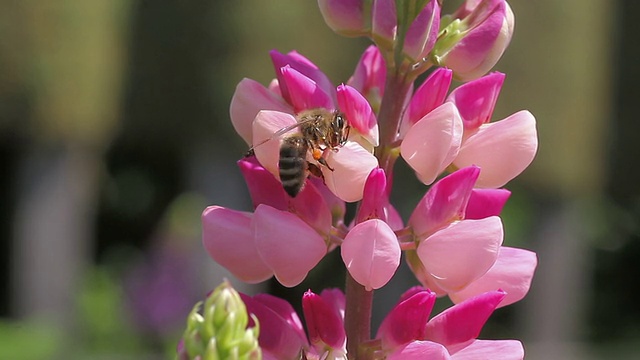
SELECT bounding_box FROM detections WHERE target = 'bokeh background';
[1,0,638,359]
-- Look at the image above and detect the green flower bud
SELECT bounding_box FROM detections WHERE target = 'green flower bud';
[178,281,261,360]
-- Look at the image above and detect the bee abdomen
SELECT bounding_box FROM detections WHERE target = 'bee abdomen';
[279,139,308,197]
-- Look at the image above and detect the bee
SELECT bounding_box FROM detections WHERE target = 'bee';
[250,108,350,197]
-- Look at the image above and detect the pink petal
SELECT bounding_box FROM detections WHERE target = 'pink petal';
[377,289,436,350]
[454,110,538,188]
[309,177,346,226]
[341,219,400,290]
[406,250,448,296]
[201,206,272,283]
[446,72,505,131]
[320,288,346,320]
[252,110,298,177]
[321,141,379,202]
[417,217,503,292]
[348,45,387,101]
[450,340,524,360]
[401,67,453,137]
[403,0,441,60]
[465,188,511,220]
[288,180,333,235]
[270,50,336,104]
[388,341,451,360]
[409,166,480,237]
[302,290,346,349]
[318,0,367,36]
[401,102,463,185]
[449,247,537,307]
[357,168,386,222]
[337,84,379,146]
[372,0,397,47]
[229,78,292,145]
[279,65,333,112]
[425,290,506,348]
[241,293,308,359]
[238,157,288,211]
[253,205,327,287]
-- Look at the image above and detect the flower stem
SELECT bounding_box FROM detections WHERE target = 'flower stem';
[345,272,373,359]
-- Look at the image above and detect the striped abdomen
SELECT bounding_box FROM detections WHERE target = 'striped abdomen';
[279,136,308,197]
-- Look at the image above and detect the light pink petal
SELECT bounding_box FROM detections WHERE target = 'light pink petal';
[229,78,292,145]
[337,84,379,146]
[403,0,440,60]
[401,102,463,185]
[241,293,308,359]
[322,141,379,202]
[238,156,288,211]
[388,341,451,360]
[377,289,436,351]
[318,0,367,36]
[406,251,448,297]
[425,290,505,348]
[465,188,511,220]
[409,166,480,237]
[372,0,397,47]
[302,290,346,349]
[450,340,524,360]
[341,219,400,290]
[252,110,298,176]
[454,110,538,188]
[270,50,336,104]
[446,72,505,130]
[280,65,333,112]
[253,205,327,287]
[417,217,503,292]
[202,206,272,283]
[449,247,537,307]
[401,67,453,137]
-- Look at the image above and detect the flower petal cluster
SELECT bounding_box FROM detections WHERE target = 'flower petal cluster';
[378,287,525,359]
[230,50,379,202]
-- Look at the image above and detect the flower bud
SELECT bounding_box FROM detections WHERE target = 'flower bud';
[318,0,370,37]
[402,0,440,62]
[179,281,261,360]
[433,0,514,81]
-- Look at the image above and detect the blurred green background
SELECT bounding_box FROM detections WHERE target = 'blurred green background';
[0,0,638,359]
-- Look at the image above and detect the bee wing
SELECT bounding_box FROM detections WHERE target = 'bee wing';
[249,118,316,150]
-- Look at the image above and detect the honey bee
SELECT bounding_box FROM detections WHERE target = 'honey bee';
[250,108,350,197]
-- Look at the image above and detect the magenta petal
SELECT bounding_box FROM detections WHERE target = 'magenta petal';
[349,45,387,101]
[417,217,503,292]
[253,205,327,287]
[288,180,333,235]
[403,0,440,60]
[302,290,346,349]
[280,65,333,112]
[454,110,538,188]
[270,50,336,104]
[341,219,400,290]
[321,141,379,202]
[388,341,451,360]
[356,168,386,223]
[446,72,505,131]
[377,289,436,351]
[252,110,298,176]
[409,166,480,237]
[337,84,379,146]
[238,157,288,211]
[401,67,453,137]
[449,247,537,307]
[465,188,511,220]
[425,290,506,348]
[372,0,397,47]
[318,0,367,36]
[202,206,272,283]
[401,102,463,185]
[241,293,308,359]
[450,340,524,360]
[229,78,292,145]
[320,288,346,319]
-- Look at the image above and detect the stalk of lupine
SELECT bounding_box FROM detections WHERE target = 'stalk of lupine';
[178,282,261,360]
[432,0,515,81]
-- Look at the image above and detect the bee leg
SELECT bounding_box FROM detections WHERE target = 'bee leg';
[317,156,334,171]
[311,147,335,171]
[307,162,326,185]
